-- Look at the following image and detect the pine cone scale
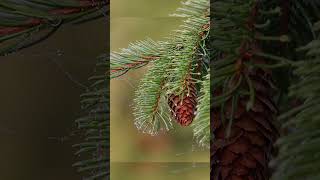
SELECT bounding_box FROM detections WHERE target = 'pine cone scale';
[239,153,257,168]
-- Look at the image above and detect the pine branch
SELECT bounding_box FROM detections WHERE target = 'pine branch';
[73,54,109,180]
[271,20,320,180]
[210,0,291,179]
[110,38,161,78]
[133,56,173,135]
[288,0,320,46]
[192,73,210,148]
[165,18,209,95]
[0,0,108,56]
[132,0,209,138]
[111,0,210,148]
[110,0,209,79]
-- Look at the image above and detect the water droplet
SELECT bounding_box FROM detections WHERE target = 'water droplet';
[192,162,196,168]
[56,49,63,56]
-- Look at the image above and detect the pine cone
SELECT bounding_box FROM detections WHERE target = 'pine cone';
[168,76,197,126]
[211,56,279,180]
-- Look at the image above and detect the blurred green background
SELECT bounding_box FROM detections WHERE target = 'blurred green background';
[111,1,209,180]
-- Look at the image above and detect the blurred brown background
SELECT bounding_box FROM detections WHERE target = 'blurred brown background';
[111,1,209,180]
[0,19,108,180]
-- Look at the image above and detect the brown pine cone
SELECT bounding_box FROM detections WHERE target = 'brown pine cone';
[211,57,279,180]
[168,76,197,126]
